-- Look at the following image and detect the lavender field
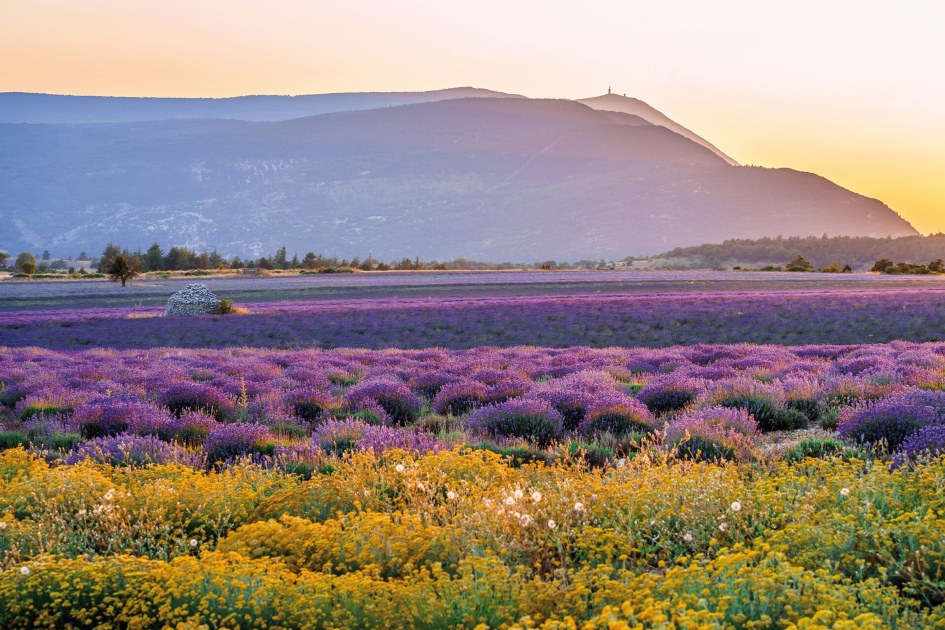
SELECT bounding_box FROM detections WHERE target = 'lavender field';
[3,287,945,350]
[5,273,945,627]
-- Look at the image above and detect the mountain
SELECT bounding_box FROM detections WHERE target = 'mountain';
[0,95,916,261]
[578,93,738,165]
[0,88,521,124]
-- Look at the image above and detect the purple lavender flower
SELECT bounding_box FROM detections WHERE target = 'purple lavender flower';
[409,371,455,399]
[666,406,759,462]
[579,391,655,436]
[66,434,204,467]
[467,398,564,448]
[204,422,272,463]
[71,397,173,439]
[162,410,221,444]
[837,396,937,450]
[431,379,489,416]
[312,418,369,455]
[636,375,704,415]
[344,378,421,425]
[157,382,233,420]
[896,424,945,466]
[284,388,339,423]
[358,424,446,455]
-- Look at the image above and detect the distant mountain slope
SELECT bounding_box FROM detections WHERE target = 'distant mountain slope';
[579,93,738,165]
[0,87,520,124]
[0,97,916,261]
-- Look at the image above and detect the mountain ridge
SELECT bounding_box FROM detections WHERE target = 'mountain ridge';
[0,93,916,260]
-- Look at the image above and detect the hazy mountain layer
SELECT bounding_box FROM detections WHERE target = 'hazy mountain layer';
[0,97,916,260]
[579,93,738,166]
[0,88,520,124]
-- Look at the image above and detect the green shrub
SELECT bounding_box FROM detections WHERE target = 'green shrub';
[783,437,856,463]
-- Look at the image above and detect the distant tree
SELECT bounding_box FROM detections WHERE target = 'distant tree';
[208,249,225,269]
[818,261,842,273]
[101,243,121,266]
[36,262,51,273]
[274,246,288,269]
[302,252,318,269]
[289,253,300,269]
[842,264,853,273]
[15,252,36,275]
[106,254,143,287]
[41,249,51,261]
[164,246,191,271]
[358,257,374,271]
[870,258,895,273]
[0,251,9,268]
[78,252,88,261]
[785,255,814,272]
[257,256,273,270]
[229,256,244,269]
[145,243,165,271]
[929,259,945,274]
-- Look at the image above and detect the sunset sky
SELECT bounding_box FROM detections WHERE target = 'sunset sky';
[2,0,943,234]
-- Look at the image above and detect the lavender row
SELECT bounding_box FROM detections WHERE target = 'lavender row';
[4,341,945,467]
[4,288,945,349]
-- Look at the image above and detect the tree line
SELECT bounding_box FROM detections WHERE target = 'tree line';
[654,234,945,269]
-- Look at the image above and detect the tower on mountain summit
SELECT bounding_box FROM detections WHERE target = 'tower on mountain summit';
[608,86,611,95]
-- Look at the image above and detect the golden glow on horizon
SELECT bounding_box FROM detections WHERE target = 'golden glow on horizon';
[2,0,943,234]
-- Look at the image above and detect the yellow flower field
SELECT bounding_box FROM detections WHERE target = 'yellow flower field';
[2,446,944,629]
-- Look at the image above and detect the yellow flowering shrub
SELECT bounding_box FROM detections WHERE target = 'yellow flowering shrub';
[2,447,945,628]
[218,512,461,577]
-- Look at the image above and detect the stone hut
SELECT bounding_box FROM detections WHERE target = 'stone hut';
[164,284,222,316]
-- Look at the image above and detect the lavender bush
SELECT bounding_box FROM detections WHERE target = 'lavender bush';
[204,422,273,464]
[467,399,564,448]
[344,378,422,425]
[66,434,204,467]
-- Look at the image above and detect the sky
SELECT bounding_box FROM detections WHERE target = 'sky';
[2,0,943,234]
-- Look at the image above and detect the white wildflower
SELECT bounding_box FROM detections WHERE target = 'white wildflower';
[447,491,457,500]
[840,487,850,496]
[683,533,693,543]
[574,502,584,512]
[513,489,524,500]
[504,496,516,506]
[531,491,542,503]
[719,522,728,532]
[520,514,532,526]
[547,519,557,529]
[0,521,6,530]
[20,566,30,576]
[395,464,405,473]
[416,483,425,491]
[190,539,199,548]
[730,501,742,512]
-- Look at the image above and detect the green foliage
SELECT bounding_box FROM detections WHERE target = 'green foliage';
[785,255,814,272]
[783,436,857,463]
